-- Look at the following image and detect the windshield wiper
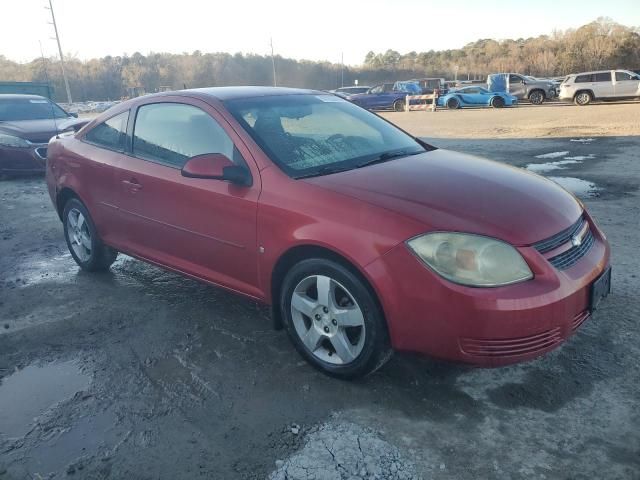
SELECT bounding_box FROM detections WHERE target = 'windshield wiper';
[294,164,353,179]
[356,149,423,169]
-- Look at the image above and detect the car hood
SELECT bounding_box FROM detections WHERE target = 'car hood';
[0,118,88,143]
[304,149,582,246]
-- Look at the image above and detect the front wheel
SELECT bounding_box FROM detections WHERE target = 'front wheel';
[63,198,117,271]
[528,90,545,105]
[280,258,392,379]
[393,99,405,112]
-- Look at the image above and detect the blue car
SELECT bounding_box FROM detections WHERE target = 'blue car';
[437,86,517,109]
[348,83,409,111]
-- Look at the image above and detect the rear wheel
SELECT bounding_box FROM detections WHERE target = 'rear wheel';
[393,99,405,112]
[491,96,505,108]
[528,90,545,105]
[446,97,460,109]
[63,198,117,271]
[574,91,593,106]
[280,258,392,379]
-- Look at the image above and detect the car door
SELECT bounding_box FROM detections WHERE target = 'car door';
[365,85,385,109]
[458,87,479,105]
[614,71,640,97]
[112,97,262,297]
[508,74,526,98]
[75,110,130,244]
[592,72,614,98]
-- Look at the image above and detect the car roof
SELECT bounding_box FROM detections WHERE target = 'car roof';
[0,94,49,100]
[571,70,628,76]
[176,86,324,101]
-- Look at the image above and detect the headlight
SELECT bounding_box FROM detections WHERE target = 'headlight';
[406,232,533,287]
[0,133,30,148]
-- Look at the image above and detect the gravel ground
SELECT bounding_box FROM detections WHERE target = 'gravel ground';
[381,100,640,139]
[0,118,639,478]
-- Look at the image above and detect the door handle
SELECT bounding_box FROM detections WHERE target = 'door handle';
[122,178,142,192]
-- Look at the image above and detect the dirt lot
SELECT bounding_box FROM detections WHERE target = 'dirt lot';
[381,100,640,139]
[1,104,639,479]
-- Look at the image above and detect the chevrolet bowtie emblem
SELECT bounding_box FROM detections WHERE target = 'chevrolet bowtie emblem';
[572,230,586,247]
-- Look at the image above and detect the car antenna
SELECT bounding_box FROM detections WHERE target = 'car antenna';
[39,41,59,139]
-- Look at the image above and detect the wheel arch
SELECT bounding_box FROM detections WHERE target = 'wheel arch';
[528,88,546,99]
[269,244,387,331]
[574,89,595,100]
[56,187,82,220]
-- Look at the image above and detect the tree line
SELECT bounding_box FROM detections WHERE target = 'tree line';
[0,18,637,102]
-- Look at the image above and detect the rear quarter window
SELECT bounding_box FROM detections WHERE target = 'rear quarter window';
[83,111,129,151]
[574,74,592,83]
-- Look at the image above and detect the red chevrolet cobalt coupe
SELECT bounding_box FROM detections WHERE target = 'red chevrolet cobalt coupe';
[46,87,611,378]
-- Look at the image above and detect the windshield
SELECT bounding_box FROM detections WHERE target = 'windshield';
[0,97,69,121]
[225,94,427,178]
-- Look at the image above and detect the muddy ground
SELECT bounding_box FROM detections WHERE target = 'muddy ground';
[1,133,639,479]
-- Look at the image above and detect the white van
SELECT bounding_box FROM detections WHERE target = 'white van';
[559,70,640,105]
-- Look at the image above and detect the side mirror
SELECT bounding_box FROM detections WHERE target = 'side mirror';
[181,153,251,186]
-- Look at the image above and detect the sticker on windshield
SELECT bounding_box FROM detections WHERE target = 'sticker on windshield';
[316,95,345,102]
[29,99,49,103]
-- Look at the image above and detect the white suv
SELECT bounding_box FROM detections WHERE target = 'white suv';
[559,70,640,105]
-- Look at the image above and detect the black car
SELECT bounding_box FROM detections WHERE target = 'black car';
[0,94,88,176]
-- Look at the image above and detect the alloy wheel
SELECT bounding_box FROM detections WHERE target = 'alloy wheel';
[290,275,366,365]
[576,93,591,105]
[67,208,92,262]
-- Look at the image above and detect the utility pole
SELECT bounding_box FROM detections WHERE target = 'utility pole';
[341,52,344,88]
[270,37,277,87]
[46,0,72,103]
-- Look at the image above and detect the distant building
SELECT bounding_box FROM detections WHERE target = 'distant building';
[0,81,54,99]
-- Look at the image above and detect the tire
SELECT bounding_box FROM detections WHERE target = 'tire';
[63,198,117,271]
[280,258,392,379]
[393,99,405,112]
[528,90,545,105]
[446,97,460,109]
[574,91,593,106]
[491,96,505,108]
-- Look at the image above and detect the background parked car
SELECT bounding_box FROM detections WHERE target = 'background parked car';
[331,86,370,98]
[348,83,409,111]
[0,94,88,176]
[437,86,517,109]
[559,70,640,105]
[487,73,556,105]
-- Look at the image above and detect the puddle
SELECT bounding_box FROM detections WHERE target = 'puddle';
[535,151,569,159]
[526,159,580,173]
[570,138,594,143]
[547,177,600,197]
[0,360,91,439]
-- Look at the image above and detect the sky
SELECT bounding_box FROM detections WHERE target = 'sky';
[2,0,639,66]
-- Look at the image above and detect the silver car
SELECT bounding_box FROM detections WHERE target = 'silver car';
[559,70,640,105]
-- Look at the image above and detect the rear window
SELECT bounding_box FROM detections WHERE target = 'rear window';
[574,74,592,83]
[0,97,68,121]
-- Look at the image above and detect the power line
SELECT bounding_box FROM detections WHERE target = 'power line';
[270,37,277,87]
[45,0,72,103]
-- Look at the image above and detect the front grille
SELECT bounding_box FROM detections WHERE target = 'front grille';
[460,327,563,358]
[548,228,595,270]
[533,216,585,254]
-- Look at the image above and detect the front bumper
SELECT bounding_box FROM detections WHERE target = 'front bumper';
[0,143,48,175]
[365,213,610,366]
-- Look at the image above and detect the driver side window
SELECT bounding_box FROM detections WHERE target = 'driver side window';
[132,103,238,168]
[509,75,523,84]
[370,86,383,94]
